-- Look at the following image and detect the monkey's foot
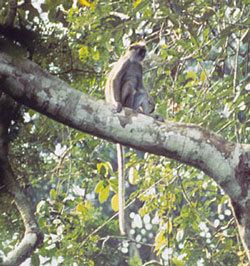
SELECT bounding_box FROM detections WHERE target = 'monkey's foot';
[112,102,123,113]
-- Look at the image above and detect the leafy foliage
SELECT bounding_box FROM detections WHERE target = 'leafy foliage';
[0,0,249,265]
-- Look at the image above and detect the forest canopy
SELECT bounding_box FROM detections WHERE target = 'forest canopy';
[0,1,249,266]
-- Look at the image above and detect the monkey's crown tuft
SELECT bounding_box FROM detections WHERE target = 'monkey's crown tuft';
[129,41,146,51]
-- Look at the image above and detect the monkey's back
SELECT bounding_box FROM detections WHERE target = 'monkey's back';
[105,56,129,103]
[105,59,143,103]
[120,61,143,90]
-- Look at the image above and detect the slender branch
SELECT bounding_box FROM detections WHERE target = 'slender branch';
[1,162,43,266]
[142,260,163,266]
[51,68,101,76]
[0,95,43,266]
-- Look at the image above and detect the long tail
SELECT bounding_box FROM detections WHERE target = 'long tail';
[116,143,126,235]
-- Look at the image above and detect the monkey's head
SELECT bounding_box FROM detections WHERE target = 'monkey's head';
[128,42,146,62]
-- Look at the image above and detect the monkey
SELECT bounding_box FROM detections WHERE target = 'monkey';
[105,42,155,114]
[105,42,157,235]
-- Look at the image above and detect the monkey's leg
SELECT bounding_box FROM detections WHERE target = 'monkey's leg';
[110,82,133,113]
[121,81,135,107]
[133,91,150,112]
[112,101,123,113]
[133,91,165,121]
[117,143,126,235]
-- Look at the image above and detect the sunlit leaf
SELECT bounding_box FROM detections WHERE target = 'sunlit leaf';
[154,230,166,253]
[97,162,112,177]
[176,229,184,242]
[99,185,110,203]
[109,177,118,192]
[76,202,85,213]
[50,188,57,200]
[78,0,91,7]
[128,167,139,185]
[111,194,119,212]
[94,180,104,193]
[186,71,197,80]
[200,70,207,83]
[172,257,185,266]
[79,46,89,61]
[76,201,93,216]
[139,206,148,217]
[78,0,96,10]
[167,219,173,234]
[133,0,142,8]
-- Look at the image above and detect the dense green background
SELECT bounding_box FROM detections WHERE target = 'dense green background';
[0,0,249,265]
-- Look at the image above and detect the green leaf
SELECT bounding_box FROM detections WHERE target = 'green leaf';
[76,201,93,216]
[95,180,104,193]
[111,194,119,212]
[97,162,112,177]
[50,189,57,200]
[36,200,46,213]
[154,230,166,253]
[133,0,142,8]
[78,0,91,7]
[128,167,139,185]
[200,70,206,83]
[79,45,89,61]
[92,49,100,61]
[99,186,110,203]
[109,177,118,192]
[186,71,197,80]
[172,257,185,266]
[167,219,173,234]
[203,27,210,41]
[76,202,85,213]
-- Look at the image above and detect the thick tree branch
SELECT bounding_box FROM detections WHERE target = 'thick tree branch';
[0,52,249,259]
[0,52,248,201]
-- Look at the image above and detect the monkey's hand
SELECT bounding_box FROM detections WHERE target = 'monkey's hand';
[112,102,123,113]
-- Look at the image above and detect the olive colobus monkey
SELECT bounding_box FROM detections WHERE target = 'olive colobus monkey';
[105,42,155,235]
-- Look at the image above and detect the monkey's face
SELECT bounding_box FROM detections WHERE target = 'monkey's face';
[137,47,146,60]
[133,47,146,62]
[129,44,147,62]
